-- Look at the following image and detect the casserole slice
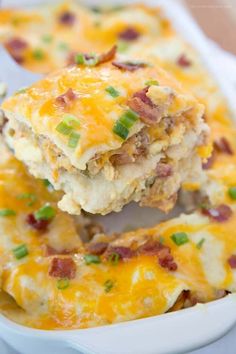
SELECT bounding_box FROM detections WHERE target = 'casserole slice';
[1,55,208,215]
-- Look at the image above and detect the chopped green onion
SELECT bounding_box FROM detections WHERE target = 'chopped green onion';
[57,42,69,51]
[117,40,129,53]
[15,87,27,95]
[41,34,53,43]
[119,109,139,129]
[84,254,101,265]
[171,232,189,246]
[196,238,205,249]
[13,244,28,259]
[75,53,86,65]
[62,114,80,128]
[57,278,70,290]
[113,121,129,140]
[159,236,165,244]
[74,53,98,66]
[17,193,37,206]
[43,179,54,189]
[68,131,80,148]
[0,209,16,217]
[34,204,55,221]
[105,86,120,98]
[104,279,114,293]
[90,6,102,13]
[145,80,159,86]
[56,121,73,136]
[32,48,44,60]
[108,252,120,265]
[228,187,236,200]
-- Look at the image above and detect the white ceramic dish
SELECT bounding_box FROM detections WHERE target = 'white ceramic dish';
[1,1,236,353]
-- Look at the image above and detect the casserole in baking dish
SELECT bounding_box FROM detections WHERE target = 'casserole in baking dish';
[0,1,236,353]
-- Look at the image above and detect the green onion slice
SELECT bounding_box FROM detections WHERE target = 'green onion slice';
[108,252,120,265]
[58,42,69,51]
[56,121,73,136]
[0,209,16,217]
[119,109,139,129]
[145,80,159,86]
[32,48,44,60]
[171,232,189,246]
[84,254,101,265]
[34,204,55,221]
[196,238,205,249]
[13,244,28,259]
[57,278,70,290]
[228,187,236,200]
[68,131,80,148]
[113,121,129,140]
[74,53,98,66]
[104,279,114,293]
[105,86,120,98]
[117,40,129,53]
[41,34,53,43]
[63,114,80,128]
[43,179,54,189]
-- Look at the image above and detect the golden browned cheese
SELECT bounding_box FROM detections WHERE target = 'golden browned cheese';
[0,1,236,330]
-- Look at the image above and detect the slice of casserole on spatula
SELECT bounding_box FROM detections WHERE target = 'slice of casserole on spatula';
[1,47,209,215]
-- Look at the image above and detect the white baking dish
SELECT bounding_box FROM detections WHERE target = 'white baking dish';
[1,1,236,353]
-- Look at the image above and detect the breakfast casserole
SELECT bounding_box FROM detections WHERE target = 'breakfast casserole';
[0,0,236,332]
[1,57,207,215]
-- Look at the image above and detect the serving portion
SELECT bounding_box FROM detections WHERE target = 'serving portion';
[2,56,207,215]
[0,0,236,334]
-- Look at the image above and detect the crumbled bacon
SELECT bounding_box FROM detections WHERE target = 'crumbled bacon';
[98,45,117,64]
[5,37,28,64]
[0,110,8,134]
[110,130,149,166]
[137,240,177,271]
[112,61,147,72]
[202,151,215,170]
[118,27,140,41]
[45,245,78,256]
[228,255,236,269]
[201,204,232,222]
[26,213,50,232]
[87,242,108,255]
[49,257,76,279]
[128,87,164,125]
[105,246,134,260]
[55,88,77,108]
[214,137,233,155]
[58,11,76,26]
[177,54,191,67]
[156,163,173,178]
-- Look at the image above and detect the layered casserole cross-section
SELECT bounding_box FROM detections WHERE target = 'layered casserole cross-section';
[1,49,208,215]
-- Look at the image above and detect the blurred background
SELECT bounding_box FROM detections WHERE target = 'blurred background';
[184,0,236,54]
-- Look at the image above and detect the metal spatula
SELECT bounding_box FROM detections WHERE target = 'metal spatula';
[0,45,43,100]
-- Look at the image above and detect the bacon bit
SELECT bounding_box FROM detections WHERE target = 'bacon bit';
[177,54,192,68]
[58,11,76,26]
[214,137,233,155]
[49,257,76,279]
[26,213,50,232]
[110,130,149,166]
[112,61,147,72]
[5,37,28,64]
[55,88,77,108]
[202,151,215,170]
[87,242,108,255]
[105,246,134,260]
[128,87,163,125]
[118,27,140,41]
[0,111,8,134]
[228,255,236,269]
[98,45,117,64]
[45,245,78,256]
[201,204,232,222]
[156,163,173,178]
[137,240,177,271]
